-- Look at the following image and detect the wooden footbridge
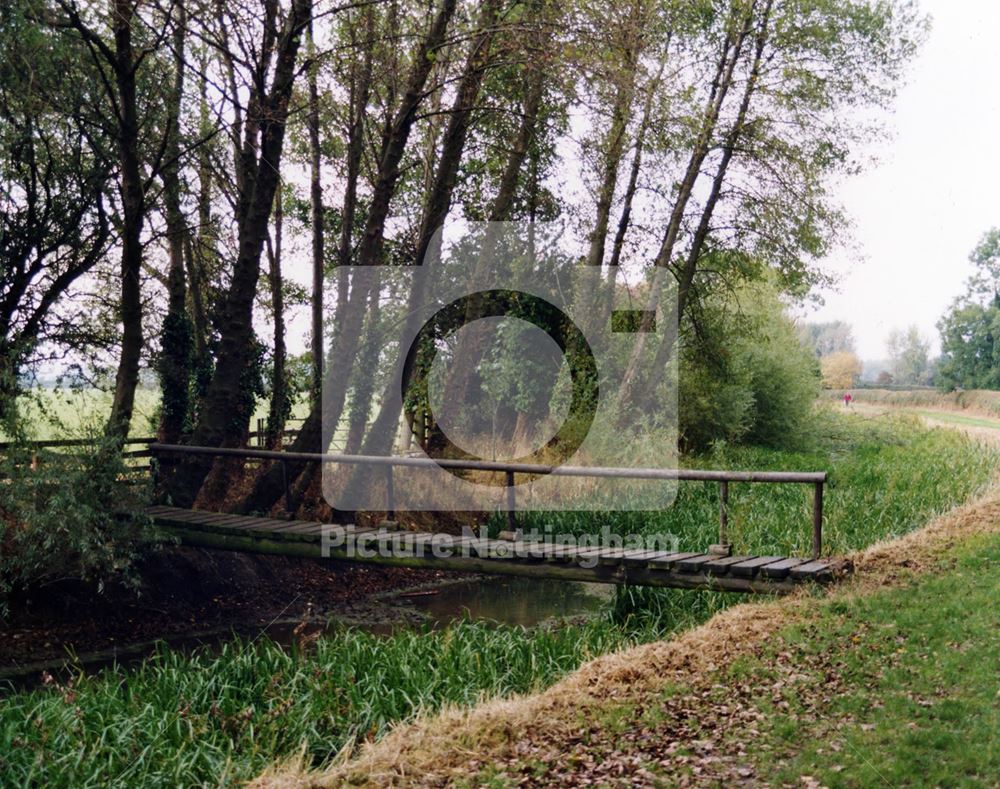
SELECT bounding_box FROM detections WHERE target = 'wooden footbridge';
[144,444,852,595]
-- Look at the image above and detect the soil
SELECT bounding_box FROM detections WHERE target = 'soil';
[0,544,452,678]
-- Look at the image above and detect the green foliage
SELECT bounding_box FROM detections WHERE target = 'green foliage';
[0,433,159,607]
[937,296,1000,390]
[937,228,1000,390]
[0,619,637,787]
[679,282,820,452]
[516,411,995,560]
[156,308,195,436]
[797,320,856,357]
[886,324,931,385]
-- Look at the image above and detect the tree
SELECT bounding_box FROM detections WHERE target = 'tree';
[53,0,174,440]
[166,0,312,506]
[886,325,929,385]
[937,229,1000,390]
[798,321,856,357]
[0,3,113,427]
[618,0,924,412]
[821,351,862,389]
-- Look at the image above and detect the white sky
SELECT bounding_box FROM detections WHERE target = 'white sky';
[802,0,1000,360]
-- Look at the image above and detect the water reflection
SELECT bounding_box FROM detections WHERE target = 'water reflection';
[400,576,613,627]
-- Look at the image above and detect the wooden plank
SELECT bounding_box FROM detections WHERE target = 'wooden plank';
[759,557,811,580]
[675,554,719,573]
[701,555,754,575]
[219,517,293,533]
[622,549,682,567]
[729,556,785,578]
[151,508,221,523]
[647,552,701,570]
[264,519,326,533]
[543,543,594,563]
[597,547,631,566]
[788,559,852,582]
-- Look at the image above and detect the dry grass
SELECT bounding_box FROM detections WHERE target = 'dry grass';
[248,471,1000,789]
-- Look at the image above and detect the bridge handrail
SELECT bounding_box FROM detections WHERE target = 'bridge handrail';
[148,443,828,558]
[147,443,826,484]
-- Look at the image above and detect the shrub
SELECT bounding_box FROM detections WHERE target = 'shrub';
[679,283,819,451]
[0,432,159,608]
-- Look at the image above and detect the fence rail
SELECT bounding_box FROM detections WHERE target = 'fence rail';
[149,443,828,559]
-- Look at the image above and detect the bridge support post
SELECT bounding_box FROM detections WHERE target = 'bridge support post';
[812,481,823,559]
[379,465,398,529]
[709,480,732,556]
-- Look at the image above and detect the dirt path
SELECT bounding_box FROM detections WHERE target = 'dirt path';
[249,418,1000,788]
[849,401,1000,446]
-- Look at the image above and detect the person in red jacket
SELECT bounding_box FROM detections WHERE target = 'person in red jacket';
[843,392,853,408]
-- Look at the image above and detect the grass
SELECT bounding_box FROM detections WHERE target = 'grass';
[730,532,1000,786]
[0,409,996,787]
[908,408,1000,430]
[0,621,641,788]
[4,388,313,442]
[839,386,1000,419]
[516,409,997,558]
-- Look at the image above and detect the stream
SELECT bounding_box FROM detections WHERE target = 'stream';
[1,575,615,688]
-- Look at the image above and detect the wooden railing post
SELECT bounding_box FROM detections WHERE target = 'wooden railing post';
[282,460,292,513]
[505,470,516,534]
[710,480,731,556]
[812,480,824,559]
[385,465,396,522]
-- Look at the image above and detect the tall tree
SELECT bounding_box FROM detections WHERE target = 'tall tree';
[241,0,459,514]
[306,19,324,408]
[0,3,113,425]
[168,0,312,505]
[156,0,193,445]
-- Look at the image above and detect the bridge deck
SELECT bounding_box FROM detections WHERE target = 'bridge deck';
[147,506,852,595]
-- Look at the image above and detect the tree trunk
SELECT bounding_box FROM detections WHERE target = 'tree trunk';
[348,0,503,506]
[438,52,548,414]
[167,0,312,507]
[617,0,757,410]
[239,0,458,514]
[307,20,324,409]
[603,59,667,316]
[106,0,145,442]
[643,0,772,397]
[265,187,287,449]
[157,1,192,445]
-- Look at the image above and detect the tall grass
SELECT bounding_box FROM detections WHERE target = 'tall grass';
[830,386,1000,417]
[0,621,638,787]
[0,410,995,787]
[515,410,996,557]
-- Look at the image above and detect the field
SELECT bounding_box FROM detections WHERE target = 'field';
[829,386,1000,419]
[4,388,312,442]
[0,410,994,787]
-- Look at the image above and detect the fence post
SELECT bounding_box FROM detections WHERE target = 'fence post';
[282,460,292,513]
[812,480,824,559]
[385,465,396,523]
[505,470,517,534]
[709,480,732,556]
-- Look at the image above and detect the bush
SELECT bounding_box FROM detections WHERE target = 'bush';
[679,283,819,451]
[0,432,159,608]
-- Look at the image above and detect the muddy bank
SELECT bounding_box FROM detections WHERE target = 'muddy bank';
[0,544,451,673]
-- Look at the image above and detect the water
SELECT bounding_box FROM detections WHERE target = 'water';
[398,576,613,627]
[2,575,614,687]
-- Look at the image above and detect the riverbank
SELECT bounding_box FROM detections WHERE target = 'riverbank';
[0,547,449,674]
[261,464,1000,787]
